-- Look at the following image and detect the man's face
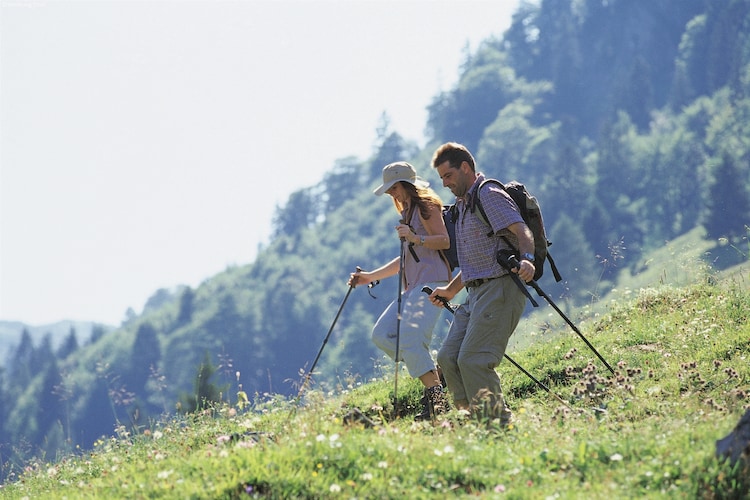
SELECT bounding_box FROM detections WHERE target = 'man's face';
[436,160,472,197]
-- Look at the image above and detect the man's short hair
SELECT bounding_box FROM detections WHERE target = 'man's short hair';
[431,142,476,172]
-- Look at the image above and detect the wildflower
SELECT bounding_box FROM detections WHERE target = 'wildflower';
[329,484,341,493]
[610,453,623,462]
[494,484,506,493]
[361,473,373,481]
[153,430,163,439]
[157,469,173,479]
[377,461,388,469]
[237,390,250,410]
[316,434,326,442]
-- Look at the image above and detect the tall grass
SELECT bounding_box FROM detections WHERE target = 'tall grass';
[1,274,748,499]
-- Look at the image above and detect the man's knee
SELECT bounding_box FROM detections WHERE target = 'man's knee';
[436,349,453,371]
[457,351,499,372]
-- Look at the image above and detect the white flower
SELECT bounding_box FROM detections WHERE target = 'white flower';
[157,469,173,479]
[610,453,623,462]
[329,484,341,493]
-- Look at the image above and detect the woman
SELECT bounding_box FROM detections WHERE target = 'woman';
[349,161,452,419]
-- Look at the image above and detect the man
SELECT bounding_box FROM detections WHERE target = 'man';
[428,142,535,426]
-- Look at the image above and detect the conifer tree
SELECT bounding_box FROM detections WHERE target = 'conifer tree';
[176,286,195,327]
[56,326,79,359]
[703,153,750,241]
[129,322,161,396]
[179,352,226,413]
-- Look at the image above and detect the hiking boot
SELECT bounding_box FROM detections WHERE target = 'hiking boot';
[414,385,449,421]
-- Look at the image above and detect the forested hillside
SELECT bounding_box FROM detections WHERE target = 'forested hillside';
[1,0,749,480]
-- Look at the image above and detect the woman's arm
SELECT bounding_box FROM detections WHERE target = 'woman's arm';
[415,204,450,250]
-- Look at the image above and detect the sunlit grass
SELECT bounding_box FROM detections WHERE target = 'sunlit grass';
[2,274,749,498]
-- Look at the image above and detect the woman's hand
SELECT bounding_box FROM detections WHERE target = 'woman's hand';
[348,269,373,287]
[395,223,416,243]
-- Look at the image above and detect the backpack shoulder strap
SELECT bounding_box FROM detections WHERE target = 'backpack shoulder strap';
[471,179,505,237]
[546,251,563,282]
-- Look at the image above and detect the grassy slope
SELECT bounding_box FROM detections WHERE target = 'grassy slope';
[1,235,749,499]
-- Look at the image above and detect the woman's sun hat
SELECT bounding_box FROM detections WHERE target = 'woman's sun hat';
[373,161,429,196]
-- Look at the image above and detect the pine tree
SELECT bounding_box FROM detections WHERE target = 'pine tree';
[7,329,34,400]
[129,322,161,396]
[703,153,750,241]
[176,286,195,326]
[56,326,79,359]
[179,352,227,413]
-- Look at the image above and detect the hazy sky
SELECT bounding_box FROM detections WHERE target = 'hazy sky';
[1,0,521,326]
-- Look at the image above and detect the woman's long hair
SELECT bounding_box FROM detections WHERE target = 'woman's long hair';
[390,182,443,220]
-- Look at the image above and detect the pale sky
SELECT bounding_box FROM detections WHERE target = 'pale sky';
[1,0,521,326]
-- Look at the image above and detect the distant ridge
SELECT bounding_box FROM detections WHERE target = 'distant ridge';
[0,320,114,364]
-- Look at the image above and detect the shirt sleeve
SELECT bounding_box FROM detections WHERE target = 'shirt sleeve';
[479,184,524,233]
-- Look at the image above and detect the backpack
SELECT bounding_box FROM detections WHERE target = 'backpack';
[441,179,562,282]
[440,205,460,270]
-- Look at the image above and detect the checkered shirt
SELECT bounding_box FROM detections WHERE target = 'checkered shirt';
[455,174,524,282]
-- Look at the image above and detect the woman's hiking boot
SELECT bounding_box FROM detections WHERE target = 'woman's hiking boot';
[414,385,449,421]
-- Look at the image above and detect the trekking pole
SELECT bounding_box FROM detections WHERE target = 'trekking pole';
[496,252,615,375]
[393,233,406,418]
[296,267,361,399]
[421,286,571,407]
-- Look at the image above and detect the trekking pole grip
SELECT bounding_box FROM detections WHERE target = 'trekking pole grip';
[421,286,455,313]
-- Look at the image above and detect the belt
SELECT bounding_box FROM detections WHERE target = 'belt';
[464,276,502,289]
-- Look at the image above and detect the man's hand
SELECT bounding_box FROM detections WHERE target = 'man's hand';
[428,285,455,308]
[513,259,536,283]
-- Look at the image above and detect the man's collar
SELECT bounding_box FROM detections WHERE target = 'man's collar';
[461,172,485,204]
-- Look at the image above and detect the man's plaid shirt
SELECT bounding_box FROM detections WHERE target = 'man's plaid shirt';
[455,173,524,282]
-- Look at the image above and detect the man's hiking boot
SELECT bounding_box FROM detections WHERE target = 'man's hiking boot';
[414,385,449,421]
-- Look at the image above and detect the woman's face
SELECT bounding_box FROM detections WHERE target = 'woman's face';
[385,182,409,205]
